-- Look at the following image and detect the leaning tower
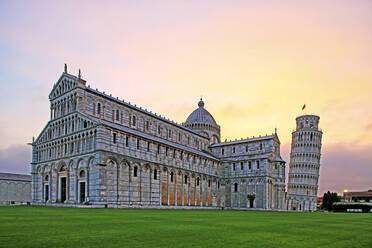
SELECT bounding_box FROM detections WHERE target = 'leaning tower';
[287,115,323,211]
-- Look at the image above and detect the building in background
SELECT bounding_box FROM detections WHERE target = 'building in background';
[0,172,31,205]
[30,68,286,210]
[343,190,372,202]
[287,115,323,211]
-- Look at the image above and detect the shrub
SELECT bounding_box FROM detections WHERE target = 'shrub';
[333,202,372,213]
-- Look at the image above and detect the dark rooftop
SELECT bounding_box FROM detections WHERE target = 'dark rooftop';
[0,172,32,182]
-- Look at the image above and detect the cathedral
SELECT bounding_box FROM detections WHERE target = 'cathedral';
[30,68,287,210]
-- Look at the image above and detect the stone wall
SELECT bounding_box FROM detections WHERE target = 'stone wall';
[0,179,31,205]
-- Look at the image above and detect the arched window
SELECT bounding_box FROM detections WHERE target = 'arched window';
[256,160,260,169]
[132,116,136,126]
[93,103,96,115]
[45,175,49,181]
[208,180,211,187]
[170,172,174,183]
[116,110,119,121]
[70,142,74,153]
[196,177,200,186]
[97,103,101,115]
[184,175,187,184]
[133,166,138,177]
[234,183,238,192]
[154,169,157,180]
[79,170,85,178]
[240,162,244,170]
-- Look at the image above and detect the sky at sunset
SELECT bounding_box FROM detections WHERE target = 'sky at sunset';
[0,0,371,195]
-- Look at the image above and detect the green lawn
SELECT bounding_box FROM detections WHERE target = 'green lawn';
[0,207,371,248]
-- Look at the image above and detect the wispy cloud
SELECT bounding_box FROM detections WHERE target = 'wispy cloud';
[365,122,372,131]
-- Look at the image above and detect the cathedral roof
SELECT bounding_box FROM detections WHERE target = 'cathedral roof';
[210,134,277,147]
[221,153,272,162]
[86,87,208,139]
[185,98,217,125]
[0,173,31,182]
[97,118,219,161]
[220,153,286,163]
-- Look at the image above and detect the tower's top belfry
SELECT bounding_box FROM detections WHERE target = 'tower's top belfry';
[295,115,320,131]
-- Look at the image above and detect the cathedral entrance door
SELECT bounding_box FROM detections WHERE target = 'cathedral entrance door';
[79,182,86,203]
[44,185,49,201]
[44,185,49,202]
[60,177,67,202]
[249,198,254,208]
[248,194,255,208]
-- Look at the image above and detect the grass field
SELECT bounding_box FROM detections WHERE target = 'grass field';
[0,207,371,248]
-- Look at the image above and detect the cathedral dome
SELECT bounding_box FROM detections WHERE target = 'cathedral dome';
[185,98,217,125]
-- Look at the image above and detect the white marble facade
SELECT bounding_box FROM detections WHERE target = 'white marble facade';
[287,115,323,211]
[31,69,286,210]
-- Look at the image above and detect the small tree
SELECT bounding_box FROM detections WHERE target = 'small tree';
[322,191,340,211]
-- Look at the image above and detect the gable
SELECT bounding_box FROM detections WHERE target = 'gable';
[34,112,98,146]
[273,133,281,144]
[49,73,86,100]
